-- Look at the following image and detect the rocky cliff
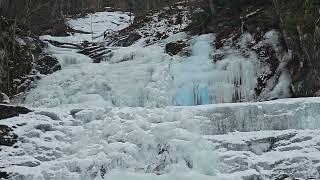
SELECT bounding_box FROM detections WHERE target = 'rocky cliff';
[0,17,42,99]
[0,17,62,101]
[191,0,320,98]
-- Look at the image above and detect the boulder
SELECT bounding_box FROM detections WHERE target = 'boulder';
[275,174,290,180]
[0,172,9,179]
[0,125,17,146]
[0,104,31,120]
[35,55,62,75]
[165,41,187,56]
[114,32,142,47]
[211,53,226,63]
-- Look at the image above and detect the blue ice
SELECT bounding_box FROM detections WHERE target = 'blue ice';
[176,84,210,106]
[197,84,209,105]
[176,86,194,106]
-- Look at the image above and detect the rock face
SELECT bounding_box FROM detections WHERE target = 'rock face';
[0,104,31,120]
[0,17,64,99]
[0,16,43,97]
[0,172,9,180]
[273,0,320,97]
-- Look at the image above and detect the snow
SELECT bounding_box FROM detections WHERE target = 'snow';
[40,11,132,44]
[1,8,318,180]
[67,11,133,35]
[16,37,27,46]
[103,4,191,47]
[258,30,292,100]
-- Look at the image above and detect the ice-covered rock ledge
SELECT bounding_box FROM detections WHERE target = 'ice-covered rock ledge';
[1,97,320,179]
[195,97,320,135]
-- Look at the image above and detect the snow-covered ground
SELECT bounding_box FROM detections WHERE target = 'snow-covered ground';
[41,11,132,44]
[2,9,320,180]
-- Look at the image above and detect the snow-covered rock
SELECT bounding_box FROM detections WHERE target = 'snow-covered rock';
[0,92,10,104]
[35,55,62,75]
[104,4,191,47]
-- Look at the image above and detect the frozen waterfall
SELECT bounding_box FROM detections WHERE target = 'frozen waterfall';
[3,10,319,180]
[25,33,260,108]
[173,34,257,105]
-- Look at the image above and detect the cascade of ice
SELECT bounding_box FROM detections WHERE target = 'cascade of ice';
[45,43,93,67]
[24,43,172,108]
[26,34,259,108]
[172,34,257,106]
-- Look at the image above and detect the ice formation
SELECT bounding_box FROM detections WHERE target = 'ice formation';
[26,33,265,108]
[172,34,259,105]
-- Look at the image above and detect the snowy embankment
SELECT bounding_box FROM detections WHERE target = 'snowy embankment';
[1,9,320,180]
